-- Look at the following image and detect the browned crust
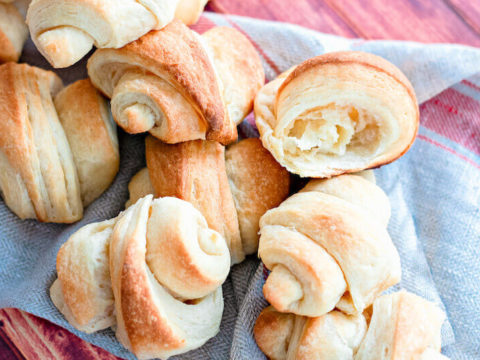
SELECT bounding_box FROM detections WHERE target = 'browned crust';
[277,51,420,175]
[120,223,183,354]
[108,20,236,144]
[145,136,243,263]
[225,138,290,254]
[254,306,295,360]
[56,240,93,326]
[0,63,63,221]
[0,32,18,63]
[280,51,417,107]
[54,78,119,206]
[203,26,265,124]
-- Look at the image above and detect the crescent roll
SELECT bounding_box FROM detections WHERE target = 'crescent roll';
[258,174,401,317]
[26,0,209,68]
[0,63,119,222]
[51,195,229,359]
[0,1,28,63]
[255,51,419,178]
[356,291,448,360]
[255,291,449,360]
[87,21,264,145]
[254,306,367,360]
[144,136,290,265]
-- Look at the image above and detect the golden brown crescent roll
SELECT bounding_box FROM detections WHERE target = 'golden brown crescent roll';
[88,21,264,145]
[26,0,209,68]
[0,63,119,223]
[255,51,419,178]
[144,136,290,265]
[254,306,367,360]
[0,1,28,63]
[356,291,448,360]
[51,195,229,359]
[258,174,401,317]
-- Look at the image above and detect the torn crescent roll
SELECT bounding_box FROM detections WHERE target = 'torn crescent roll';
[0,1,28,63]
[26,0,209,68]
[88,21,264,145]
[254,306,367,360]
[259,174,401,317]
[0,63,119,223]
[51,195,229,359]
[255,51,419,178]
[144,136,290,265]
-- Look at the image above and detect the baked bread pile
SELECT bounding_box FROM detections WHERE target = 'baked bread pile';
[0,0,451,358]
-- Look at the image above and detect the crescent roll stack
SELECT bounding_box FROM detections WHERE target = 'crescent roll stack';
[87,21,264,145]
[258,174,401,316]
[51,195,229,360]
[133,137,290,265]
[0,63,119,223]
[0,0,28,63]
[254,291,449,360]
[255,51,419,177]
[26,0,209,68]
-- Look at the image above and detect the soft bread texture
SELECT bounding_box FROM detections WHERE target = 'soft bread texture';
[54,79,119,206]
[356,291,448,360]
[88,21,264,145]
[51,195,229,359]
[144,136,290,265]
[258,174,401,316]
[26,0,209,68]
[0,1,28,63]
[255,51,419,178]
[254,306,367,360]
[0,63,119,222]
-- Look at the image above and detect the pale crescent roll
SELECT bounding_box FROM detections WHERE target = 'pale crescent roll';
[87,21,264,145]
[26,0,209,68]
[259,174,401,317]
[254,306,367,360]
[255,51,419,178]
[51,195,229,359]
[0,63,119,223]
[0,1,28,63]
